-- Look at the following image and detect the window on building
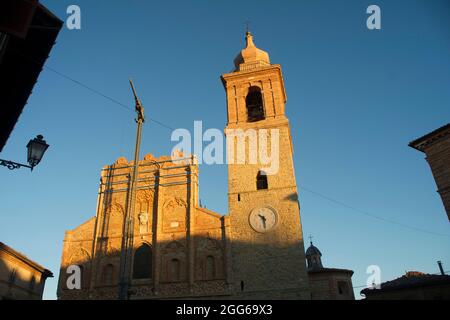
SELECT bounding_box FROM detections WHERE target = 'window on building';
[8,269,17,284]
[102,264,114,285]
[206,256,215,280]
[256,171,268,190]
[169,258,181,282]
[29,276,36,291]
[246,87,265,122]
[337,281,350,295]
[133,244,152,279]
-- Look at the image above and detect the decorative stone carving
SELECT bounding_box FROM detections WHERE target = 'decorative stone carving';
[143,153,155,162]
[162,241,185,254]
[105,201,124,216]
[138,212,149,234]
[200,238,221,251]
[69,245,91,265]
[114,157,128,166]
[162,198,187,232]
[106,239,120,256]
[164,198,187,210]
[137,189,154,203]
[105,201,124,237]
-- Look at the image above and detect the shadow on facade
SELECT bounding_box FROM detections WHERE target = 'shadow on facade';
[57,238,309,300]
[284,192,299,203]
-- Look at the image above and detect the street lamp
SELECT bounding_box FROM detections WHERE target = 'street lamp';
[26,135,49,169]
[0,135,49,171]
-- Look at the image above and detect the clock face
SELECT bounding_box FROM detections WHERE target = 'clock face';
[249,207,278,233]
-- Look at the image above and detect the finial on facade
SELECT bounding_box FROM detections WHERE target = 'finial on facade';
[309,235,314,245]
[245,30,255,48]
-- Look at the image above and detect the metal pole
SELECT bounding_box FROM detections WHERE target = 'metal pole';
[438,261,445,276]
[118,80,145,300]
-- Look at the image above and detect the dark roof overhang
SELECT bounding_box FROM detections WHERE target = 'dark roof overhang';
[0,1,63,152]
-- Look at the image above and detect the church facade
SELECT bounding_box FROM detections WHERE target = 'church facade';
[57,32,311,300]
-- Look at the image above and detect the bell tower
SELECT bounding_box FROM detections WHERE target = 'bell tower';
[221,32,310,299]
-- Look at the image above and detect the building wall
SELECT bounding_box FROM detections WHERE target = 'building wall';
[308,271,355,300]
[0,245,50,300]
[423,136,450,221]
[0,2,62,152]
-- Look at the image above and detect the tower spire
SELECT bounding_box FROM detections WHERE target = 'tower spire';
[233,29,270,71]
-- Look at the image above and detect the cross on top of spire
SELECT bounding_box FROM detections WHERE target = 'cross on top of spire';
[244,19,251,34]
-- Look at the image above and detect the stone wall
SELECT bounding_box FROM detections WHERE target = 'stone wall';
[308,270,355,300]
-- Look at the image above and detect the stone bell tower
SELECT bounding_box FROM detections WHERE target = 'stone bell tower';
[221,32,310,299]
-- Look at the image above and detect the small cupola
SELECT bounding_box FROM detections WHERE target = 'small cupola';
[233,32,271,71]
[305,240,323,271]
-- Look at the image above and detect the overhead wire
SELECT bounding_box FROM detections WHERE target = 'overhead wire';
[29,53,449,239]
[300,186,450,238]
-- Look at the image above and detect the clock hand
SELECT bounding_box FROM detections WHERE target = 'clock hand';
[258,214,267,229]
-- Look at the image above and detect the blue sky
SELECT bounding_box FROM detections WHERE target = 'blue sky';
[1,0,449,300]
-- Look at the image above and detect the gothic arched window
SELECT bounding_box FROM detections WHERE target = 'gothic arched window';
[256,171,268,190]
[133,244,152,279]
[102,264,114,285]
[206,256,215,280]
[169,258,181,282]
[246,86,265,122]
